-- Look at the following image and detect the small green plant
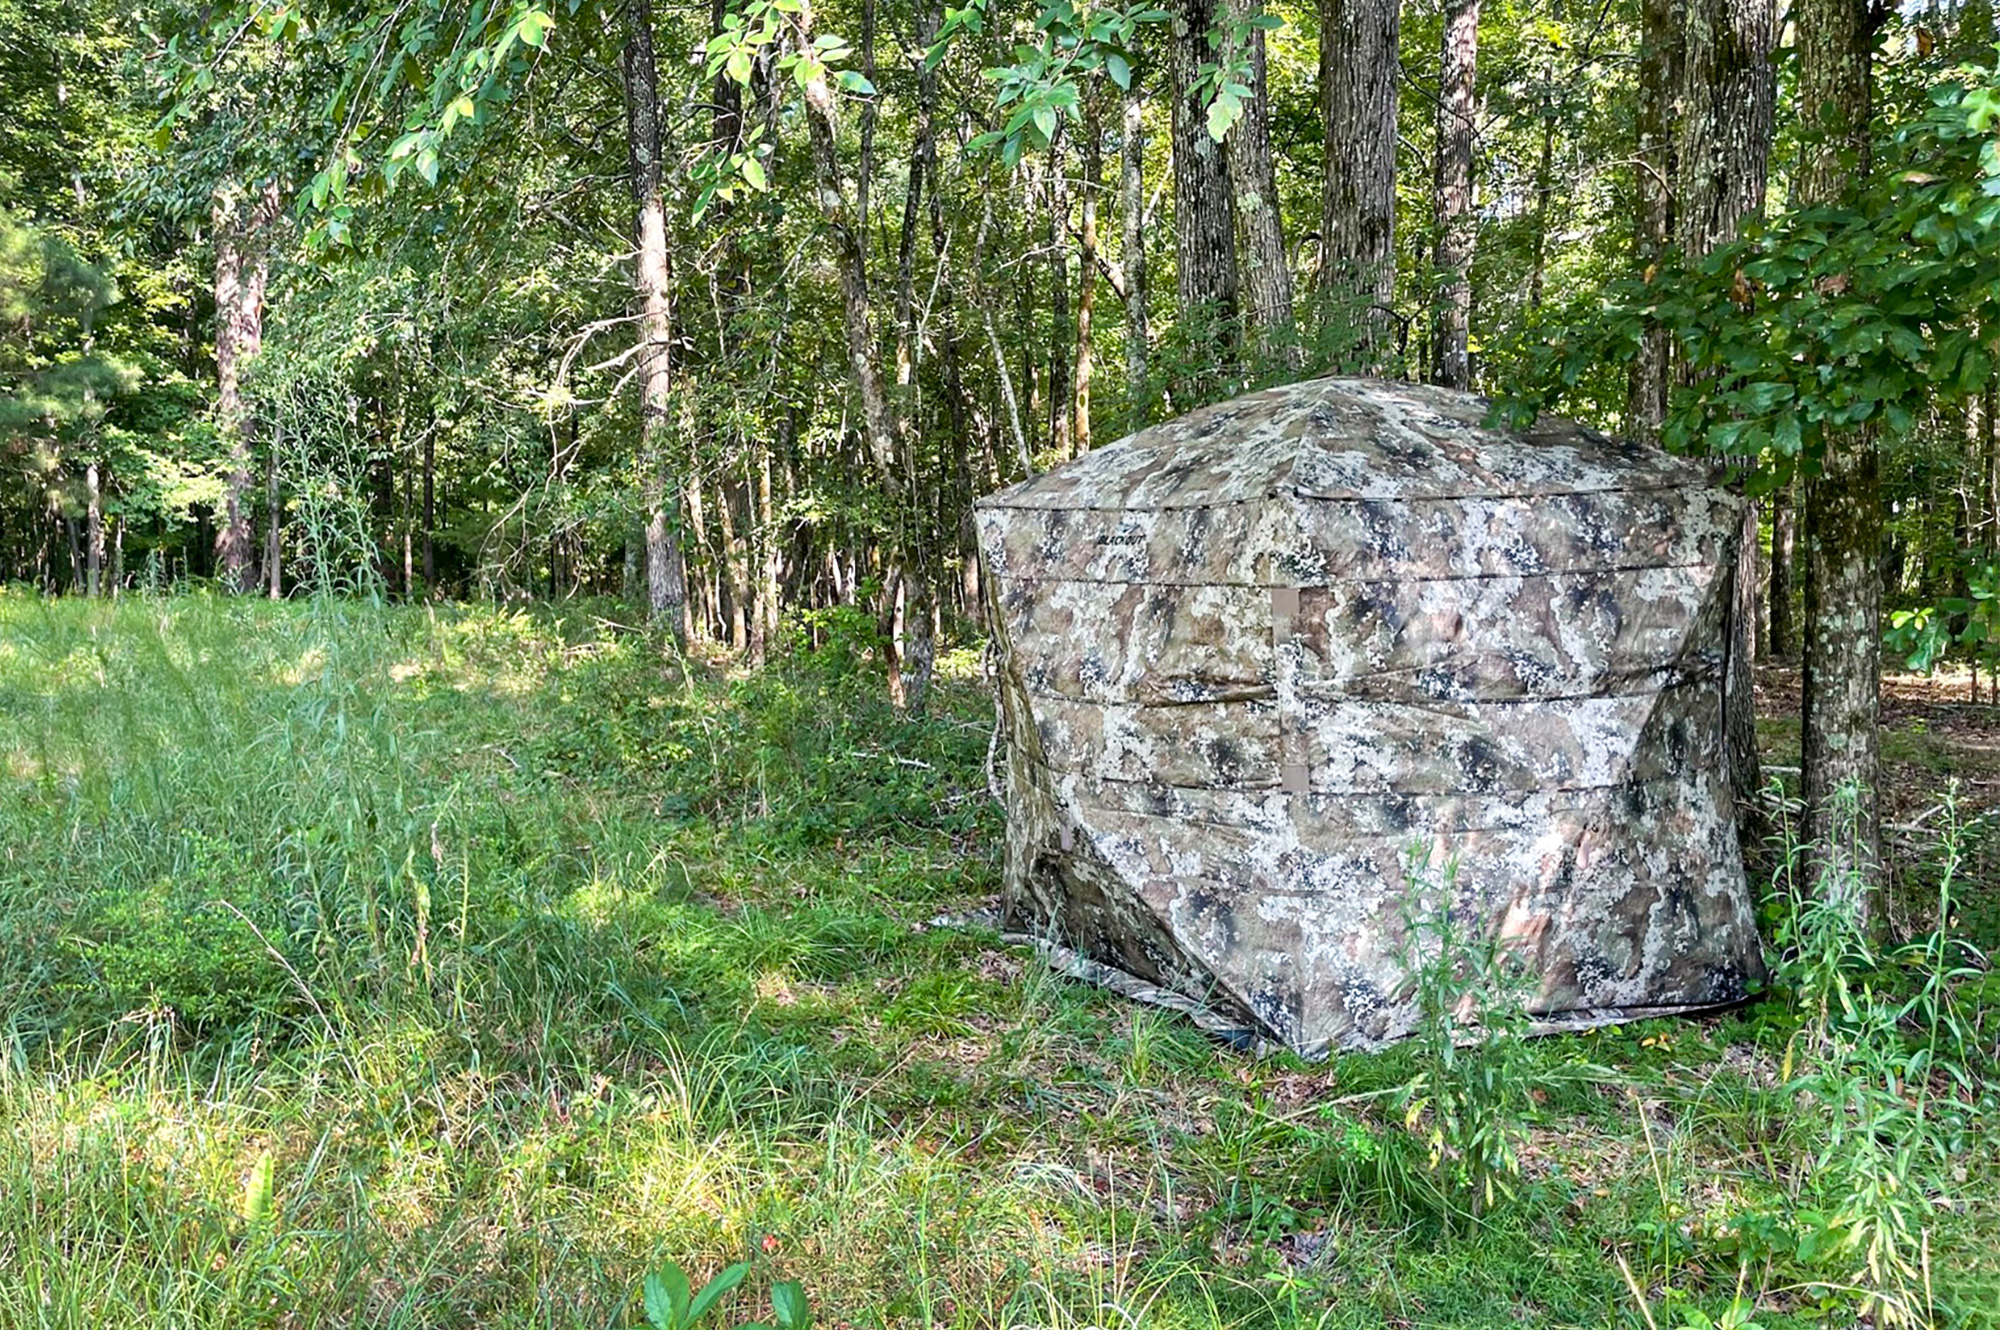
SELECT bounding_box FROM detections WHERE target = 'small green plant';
[1393,847,1536,1224]
[640,1261,809,1330]
[1762,785,1989,1326]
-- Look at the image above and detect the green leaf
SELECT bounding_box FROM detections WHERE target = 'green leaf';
[836,70,876,95]
[686,1263,750,1325]
[1105,52,1132,89]
[1205,87,1241,141]
[742,156,768,190]
[645,1266,693,1330]
[241,1150,274,1227]
[1031,103,1057,144]
[727,50,754,84]
[770,1281,810,1330]
[517,8,555,47]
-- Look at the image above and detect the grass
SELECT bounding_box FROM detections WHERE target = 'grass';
[0,591,1995,1329]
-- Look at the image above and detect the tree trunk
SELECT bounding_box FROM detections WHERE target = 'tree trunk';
[1170,0,1241,334]
[213,183,278,593]
[1076,95,1102,454]
[1048,148,1073,457]
[1795,0,1878,911]
[1678,0,1778,845]
[1677,0,1777,255]
[85,461,102,597]
[1225,0,1297,369]
[420,426,434,593]
[975,198,1035,478]
[1527,88,1556,311]
[1120,89,1152,424]
[1768,476,1796,657]
[1318,0,1399,366]
[1431,0,1479,390]
[622,0,689,647]
[800,3,934,710]
[752,419,782,665]
[721,475,751,651]
[1976,378,1992,556]
[265,427,283,598]
[1628,0,1683,440]
[684,454,715,639]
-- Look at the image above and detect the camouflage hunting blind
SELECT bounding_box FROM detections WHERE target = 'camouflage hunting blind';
[975,377,1765,1057]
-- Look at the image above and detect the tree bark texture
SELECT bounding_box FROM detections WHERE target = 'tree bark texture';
[622,0,690,647]
[266,430,283,598]
[1768,477,1795,656]
[1224,0,1297,368]
[1120,89,1151,424]
[1628,0,1683,441]
[1527,82,1556,311]
[1795,0,1879,908]
[85,460,102,597]
[1676,0,1776,254]
[1430,0,1479,391]
[1047,148,1073,457]
[213,183,278,593]
[1076,95,1102,454]
[1170,0,1241,328]
[1318,0,1399,364]
[801,3,934,711]
[1676,0,1777,845]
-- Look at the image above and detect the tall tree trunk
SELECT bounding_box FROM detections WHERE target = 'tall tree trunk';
[1048,148,1074,457]
[1225,0,1297,369]
[1170,0,1241,336]
[1120,89,1152,424]
[1527,85,1556,311]
[721,475,751,651]
[800,3,934,710]
[64,516,81,593]
[1976,382,1992,552]
[1795,0,1879,911]
[213,183,277,593]
[684,454,715,639]
[1431,0,1479,390]
[622,0,689,647]
[265,428,283,598]
[752,419,783,665]
[85,461,102,598]
[1076,96,1102,454]
[1678,0,1778,845]
[1318,0,1399,366]
[1629,0,1683,440]
[975,198,1035,478]
[1677,0,1777,255]
[420,427,434,592]
[1768,476,1796,657]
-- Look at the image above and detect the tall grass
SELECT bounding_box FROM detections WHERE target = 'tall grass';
[0,591,1993,1328]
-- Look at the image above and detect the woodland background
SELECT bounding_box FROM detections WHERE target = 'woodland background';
[6,0,2000,891]
[3,0,2000,1323]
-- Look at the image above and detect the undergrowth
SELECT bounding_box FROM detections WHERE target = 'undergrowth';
[0,591,1994,1329]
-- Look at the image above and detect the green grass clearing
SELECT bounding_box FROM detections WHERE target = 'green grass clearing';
[0,594,1994,1329]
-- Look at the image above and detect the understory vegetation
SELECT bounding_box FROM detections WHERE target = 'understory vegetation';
[2,595,1994,1329]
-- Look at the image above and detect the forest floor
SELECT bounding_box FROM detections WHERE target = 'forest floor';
[0,594,1995,1330]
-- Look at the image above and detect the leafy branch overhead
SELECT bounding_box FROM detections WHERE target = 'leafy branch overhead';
[1495,58,2000,490]
[160,0,565,245]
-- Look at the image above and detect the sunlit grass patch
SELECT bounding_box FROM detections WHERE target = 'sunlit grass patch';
[0,597,1992,1329]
